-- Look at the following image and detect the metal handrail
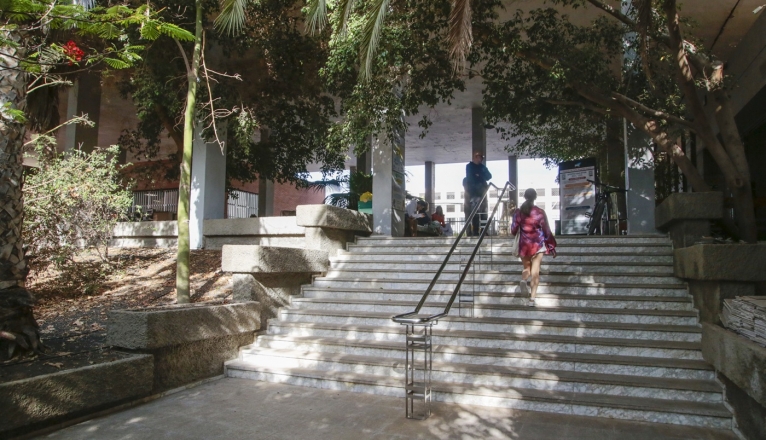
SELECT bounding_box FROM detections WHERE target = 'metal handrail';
[392,181,515,325]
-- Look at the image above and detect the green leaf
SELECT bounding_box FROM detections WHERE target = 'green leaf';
[103,57,130,69]
[215,0,248,36]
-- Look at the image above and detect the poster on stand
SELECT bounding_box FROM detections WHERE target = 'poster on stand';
[558,158,597,235]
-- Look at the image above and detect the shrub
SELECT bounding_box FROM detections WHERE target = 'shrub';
[24,144,132,293]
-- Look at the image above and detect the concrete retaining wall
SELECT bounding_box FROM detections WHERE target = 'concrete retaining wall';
[110,221,178,248]
[702,324,766,440]
[107,301,261,392]
[0,353,153,437]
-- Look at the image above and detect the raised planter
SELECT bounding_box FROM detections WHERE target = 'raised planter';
[297,204,372,256]
[673,243,766,323]
[203,217,306,250]
[110,221,178,248]
[702,323,766,440]
[655,192,723,248]
[222,245,329,324]
[107,301,260,392]
[0,353,153,437]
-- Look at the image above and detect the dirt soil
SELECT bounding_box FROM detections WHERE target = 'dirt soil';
[0,248,231,383]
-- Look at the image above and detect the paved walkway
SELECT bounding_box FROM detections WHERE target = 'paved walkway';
[39,378,736,440]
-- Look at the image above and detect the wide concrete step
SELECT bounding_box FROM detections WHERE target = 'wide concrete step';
[264,320,702,360]
[286,299,698,326]
[269,311,701,345]
[321,269,685,286]
[300,287,693,310]
[246,333,714,380]
[224,363,731,429]
[336,251,675,264]
[236,349,721,403]
[329,260,674,274]
[347,243,672,255]
[310,277,688,295]
[356,235,671,246]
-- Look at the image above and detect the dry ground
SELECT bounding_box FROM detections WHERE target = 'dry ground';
[1,248,231,382]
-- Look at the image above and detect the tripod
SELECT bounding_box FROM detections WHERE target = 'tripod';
[586,179,628,235]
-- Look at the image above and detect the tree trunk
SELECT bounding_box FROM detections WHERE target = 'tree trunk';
[0,31,43,359]
[175,1,203,304]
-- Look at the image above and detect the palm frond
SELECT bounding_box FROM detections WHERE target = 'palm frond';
[359,0,390,81]
[305,0,328,36]
[215,0,248,36]
[448,0,472,73]
[304,178,347,192]
[335,0,357,35]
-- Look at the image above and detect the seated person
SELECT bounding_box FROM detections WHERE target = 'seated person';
[408,200,441,236]
[431,206,453,236]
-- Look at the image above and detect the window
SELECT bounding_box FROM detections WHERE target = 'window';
[519,190,525,197]
[536,188,546,196]
[552,202,560,209]
[552,188,560,197]
[489,190,498,198]
[446,205,456,213]
[446,192,455,200]
[460,191,464,199]
[538,203,545,210]
[435,192,441,200]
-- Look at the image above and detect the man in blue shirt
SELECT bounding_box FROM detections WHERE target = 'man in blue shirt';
[464,151,492,236]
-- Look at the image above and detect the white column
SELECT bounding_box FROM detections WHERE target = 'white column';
[372,124,406,236]
[189,127,227,249]
[258,179,274,216]
[425,161,435,210]
[624,120,656,234]
[64,72,102,152]
[471,107,486,158]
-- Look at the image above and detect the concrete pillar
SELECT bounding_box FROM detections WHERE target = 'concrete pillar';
[606,117,627,222]
[258,179,274,217]
[624,119,656,233]
[64,72,101,152]
[256,129,275,217]
[508,155,518,207]
[189,126,227,249]
[471,107,486,158]
[372,122,406,236]
[425,161,435,210]
[356,147,372,175]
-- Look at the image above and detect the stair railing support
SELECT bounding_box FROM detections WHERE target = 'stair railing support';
[404,322,434,419]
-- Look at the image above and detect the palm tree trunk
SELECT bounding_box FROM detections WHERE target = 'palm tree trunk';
[0,31,42,359]
[175,1,203,304]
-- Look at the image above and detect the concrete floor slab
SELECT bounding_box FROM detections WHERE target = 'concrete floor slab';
[37,378,736,440]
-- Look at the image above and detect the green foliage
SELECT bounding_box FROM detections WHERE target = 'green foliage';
[23,143,132,293]
[322,0,499,156]
[118,0,345,186]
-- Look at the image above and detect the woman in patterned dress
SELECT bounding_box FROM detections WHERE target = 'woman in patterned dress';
[511,188,557,306]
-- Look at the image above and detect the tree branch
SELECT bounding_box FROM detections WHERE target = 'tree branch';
[610,92,695,131]
[174,38,191,76]
[546,99,611,116]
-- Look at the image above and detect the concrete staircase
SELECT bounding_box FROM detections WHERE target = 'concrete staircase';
[225,235,733,430]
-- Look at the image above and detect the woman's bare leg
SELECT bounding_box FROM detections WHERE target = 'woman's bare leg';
[521,257,531,281]
[529,252,544,300]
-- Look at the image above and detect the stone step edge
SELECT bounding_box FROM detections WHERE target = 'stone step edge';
[260,322,715,371]
[330,258,674,267]
[251,332,713,371]
[269,319,701,342]
[262,324,702,352]
[238,348,721,393]
[311,277,687,289]
[324,269,681,278]
[288,298,698,318]
[300,287,690,302]
[224,363,730,419]
[348,243,672,248]
[273,312,702,334]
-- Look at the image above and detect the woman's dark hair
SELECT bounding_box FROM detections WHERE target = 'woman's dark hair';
[520,188,537,215]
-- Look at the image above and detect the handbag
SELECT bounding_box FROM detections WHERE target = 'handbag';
[510,231,520,257]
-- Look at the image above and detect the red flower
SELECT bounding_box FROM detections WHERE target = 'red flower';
[62,41,84,65]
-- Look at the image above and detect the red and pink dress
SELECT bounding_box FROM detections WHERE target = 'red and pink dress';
[511,206,557,257]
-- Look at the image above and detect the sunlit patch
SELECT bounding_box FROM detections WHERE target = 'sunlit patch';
[125,417,145,424]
